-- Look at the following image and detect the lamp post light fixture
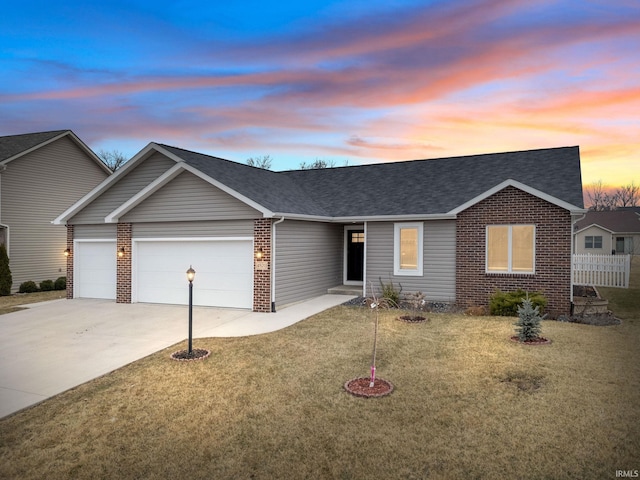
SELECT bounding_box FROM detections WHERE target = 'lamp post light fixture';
[170,265,210,361]
[186,266,196,354]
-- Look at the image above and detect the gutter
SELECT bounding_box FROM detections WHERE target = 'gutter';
[271,216,285,312]
[269,212,457,223]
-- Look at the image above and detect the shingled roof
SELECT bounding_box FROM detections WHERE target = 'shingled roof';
[575,210,640,233]
[160,145,331,216]
[0,130,71,163]
[165,145,584,218]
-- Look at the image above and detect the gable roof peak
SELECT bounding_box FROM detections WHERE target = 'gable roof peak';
[0,130,71,163]
[0,129,111,174]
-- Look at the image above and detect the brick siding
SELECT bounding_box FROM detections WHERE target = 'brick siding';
[66,225,74,299]
[116,223,132,303]
[456,186,572,318]
[253,218,272,312]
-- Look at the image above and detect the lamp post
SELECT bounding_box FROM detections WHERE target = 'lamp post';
[186,265,195,354]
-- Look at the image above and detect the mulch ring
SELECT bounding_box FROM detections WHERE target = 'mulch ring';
[510,336,552,345]
[397,315,429,324]
[170,348,211,361]
[344,377,394,398]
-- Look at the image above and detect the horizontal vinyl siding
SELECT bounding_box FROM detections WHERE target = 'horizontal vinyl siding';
[1,136,109,290]
[133,220,254,238]
[70,152,174,224]
[74,224,117,239]
[366,220,456,302]
[574,226,612,255]
[275,220,343,307]
[122,171,259,222]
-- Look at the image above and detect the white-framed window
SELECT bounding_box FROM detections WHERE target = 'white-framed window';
[585,236,602,249]
[394,222,423,276]
[486,225,535,274]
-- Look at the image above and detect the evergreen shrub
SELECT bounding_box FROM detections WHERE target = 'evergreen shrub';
[40,279,55,291]
[0,244,11,296]
[514,295,546,342]
[490,289,547,316]
[19,281,39,293]
[54,277,66,290]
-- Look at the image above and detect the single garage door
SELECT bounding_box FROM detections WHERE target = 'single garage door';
[74,241,117,299]
[134,239,253,309]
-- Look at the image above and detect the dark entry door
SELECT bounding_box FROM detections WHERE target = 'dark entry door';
[346,230,365,282]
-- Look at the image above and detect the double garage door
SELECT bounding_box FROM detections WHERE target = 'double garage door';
[74,239,253,309]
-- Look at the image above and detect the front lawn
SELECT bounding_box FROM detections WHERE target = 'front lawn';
[598,255,640,320]
[1,299,638,479]
[0,290,65,315]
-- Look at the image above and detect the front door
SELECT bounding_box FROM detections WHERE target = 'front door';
[346,229,364,283]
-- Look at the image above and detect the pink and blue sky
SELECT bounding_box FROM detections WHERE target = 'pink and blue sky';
[2,0,639,188]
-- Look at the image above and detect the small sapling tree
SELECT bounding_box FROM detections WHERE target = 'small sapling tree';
[514,294,546,342]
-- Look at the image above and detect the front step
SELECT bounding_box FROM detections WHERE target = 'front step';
[328,285,363,296]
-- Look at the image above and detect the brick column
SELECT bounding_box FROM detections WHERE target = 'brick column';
[253,218,272,312]
[116,223,132,303]
[66,225,74,299]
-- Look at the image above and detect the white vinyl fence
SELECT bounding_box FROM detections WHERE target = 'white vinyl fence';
[572,254,631,288]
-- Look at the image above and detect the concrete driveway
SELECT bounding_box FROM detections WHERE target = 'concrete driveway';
[0,295,353,418]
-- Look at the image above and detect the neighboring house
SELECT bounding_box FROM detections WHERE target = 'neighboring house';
[54,144,585,317]
[574,210,640,255]
[0,130,111,291]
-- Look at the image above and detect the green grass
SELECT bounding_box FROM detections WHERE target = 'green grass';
[1,291,638,479]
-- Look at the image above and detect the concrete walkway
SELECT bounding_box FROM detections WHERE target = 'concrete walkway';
[0,294,354,419]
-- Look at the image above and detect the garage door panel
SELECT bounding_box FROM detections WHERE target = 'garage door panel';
[195,289,250,308]
[75,241,116,300]
[134,240,252,309]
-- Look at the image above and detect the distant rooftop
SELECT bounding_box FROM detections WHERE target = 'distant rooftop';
[575,210,640,233]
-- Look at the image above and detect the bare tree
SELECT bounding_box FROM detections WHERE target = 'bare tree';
[617,181,638,207]
[97,149,128,171]
[299,158,336,170]
[586,180,639,210]
[602,190,620,211]
[246,155,272,170]
[586,180,609,211]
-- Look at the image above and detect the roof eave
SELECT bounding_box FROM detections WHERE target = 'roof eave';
[2,130,112,175]
[448,179,585,215]
[105,164,185,223]
[52,142,165,225]
[573,223,615,235]
[270,213,458,222]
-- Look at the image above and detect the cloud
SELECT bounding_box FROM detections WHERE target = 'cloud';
[1,0,638,186]
[346,135,442,156]
[7,0,637,110]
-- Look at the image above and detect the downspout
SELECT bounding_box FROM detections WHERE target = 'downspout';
[362,221,368,297]
[271,216,285,312]
[570,212,587,306]
[0,165,8,254]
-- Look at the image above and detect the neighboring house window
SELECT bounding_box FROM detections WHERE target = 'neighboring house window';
[486,225,535,273]
[394,223,423,276]
[585,236,603,249]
